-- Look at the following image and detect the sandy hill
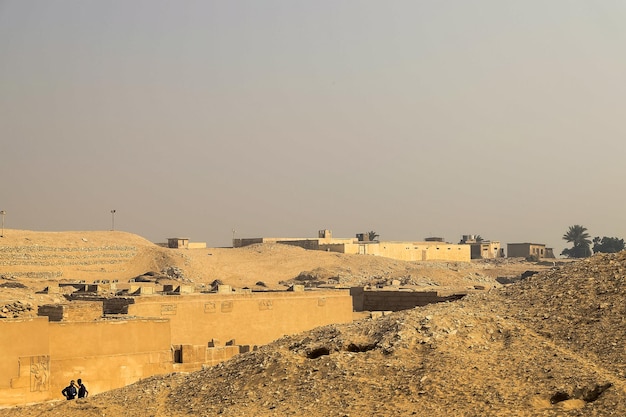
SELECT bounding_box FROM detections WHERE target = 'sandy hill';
[0,229,543,288]
[0,229,179,282]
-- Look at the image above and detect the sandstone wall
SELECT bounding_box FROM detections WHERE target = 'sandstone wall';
[0,317,171,407]
[38,301,102,322]
[119,290,353,346]
[0,290,353,406]
[48,319,172,396]
[350,287,467,312]
[0,318,50,405]
[321,242,471,262]
[232,238,264,248]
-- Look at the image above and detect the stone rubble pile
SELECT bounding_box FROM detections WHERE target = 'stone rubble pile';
[0,281,27,288]
[0,300,34,318]
[492,250,626,377]
[160,266,186,281]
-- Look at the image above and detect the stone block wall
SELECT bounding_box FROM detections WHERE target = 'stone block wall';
[205,345,241,367]
[350,287,467,312]
[0,290,353,406]
[0,318,51,405]
[0,317,173,406]
[124,290,353,347]
[102,298,135,314]
[38,302,102,322]
[232,238,264,248]
[37,305,65,322]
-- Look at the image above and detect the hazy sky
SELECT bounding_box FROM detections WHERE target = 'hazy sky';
[1,1,625,253]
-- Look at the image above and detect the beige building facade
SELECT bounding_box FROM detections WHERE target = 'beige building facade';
[468,241,503,259]
[459,235,503,260]
[321,241,471,262]
[167,238,207,249]
[507,243,555,258]
[235,230,471,262]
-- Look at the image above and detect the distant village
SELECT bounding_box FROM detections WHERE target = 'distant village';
[166,229,555,263]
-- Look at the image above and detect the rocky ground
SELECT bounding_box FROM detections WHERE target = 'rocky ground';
[4,230,619,416]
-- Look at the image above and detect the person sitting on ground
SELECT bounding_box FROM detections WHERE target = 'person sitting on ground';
[61,380,77,400]
[77,378,89,398]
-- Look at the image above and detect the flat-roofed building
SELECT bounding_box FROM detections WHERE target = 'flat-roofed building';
[507,243,554,258]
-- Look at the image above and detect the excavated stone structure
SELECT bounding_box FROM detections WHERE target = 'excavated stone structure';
[0,285,352,406]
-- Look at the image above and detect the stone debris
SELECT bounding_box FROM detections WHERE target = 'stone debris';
[0,300,34,318]
[161,266,186,280]
[0,281,26,289]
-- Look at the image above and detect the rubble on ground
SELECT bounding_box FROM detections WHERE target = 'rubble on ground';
[0,301,34,318]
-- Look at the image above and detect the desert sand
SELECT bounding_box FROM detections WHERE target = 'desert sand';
[3,230,622,416]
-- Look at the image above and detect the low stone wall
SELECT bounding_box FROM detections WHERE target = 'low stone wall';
[102,298,135,314]
[350,287,467,312]
[172,343,243,371]
[36,305,64,322]
[187,242,207,249]
[232,238,264,248]
[38,302,102,322]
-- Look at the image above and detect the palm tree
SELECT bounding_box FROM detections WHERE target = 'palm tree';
[561,225,592,258]
[367,231,380,242]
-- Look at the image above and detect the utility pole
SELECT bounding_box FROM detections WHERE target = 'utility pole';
[0,210,5,237]
[111,210,116,231]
